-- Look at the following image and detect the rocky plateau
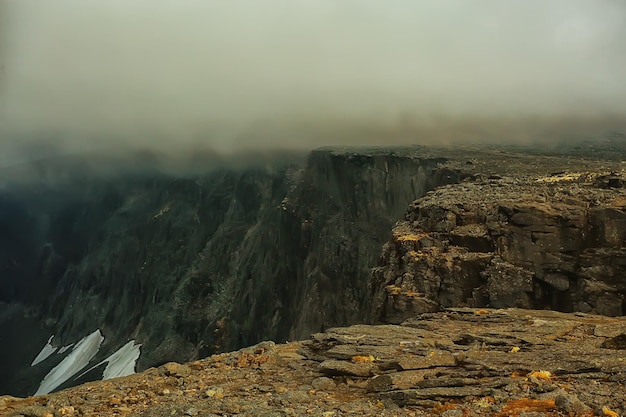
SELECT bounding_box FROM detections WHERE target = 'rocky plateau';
[2,308,625,416]
[370,149,626,323]
[1,139,626,415]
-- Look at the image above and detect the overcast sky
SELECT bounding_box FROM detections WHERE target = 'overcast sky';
[1,0,625,160]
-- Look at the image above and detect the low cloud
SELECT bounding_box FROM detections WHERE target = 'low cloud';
[1,0,625,164]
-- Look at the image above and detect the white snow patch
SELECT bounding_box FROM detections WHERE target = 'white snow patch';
[34,329,104,396]
[102,341,141,379]
[76,340,141,380]
[31,335,58,366]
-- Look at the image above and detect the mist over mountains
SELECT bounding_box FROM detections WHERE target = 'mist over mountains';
[1,0,626,164]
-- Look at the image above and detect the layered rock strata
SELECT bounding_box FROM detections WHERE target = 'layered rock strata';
[370,168,626,323]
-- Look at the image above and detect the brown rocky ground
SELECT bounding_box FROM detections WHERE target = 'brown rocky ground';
[2,308,625,417]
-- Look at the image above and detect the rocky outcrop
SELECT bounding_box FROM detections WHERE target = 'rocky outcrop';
[3,308,625,416]
[301,308,626,415]
[370,167,626,324]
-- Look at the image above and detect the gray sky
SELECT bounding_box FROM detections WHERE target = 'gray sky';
[1,0,625,160]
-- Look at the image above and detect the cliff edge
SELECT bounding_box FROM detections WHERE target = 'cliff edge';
[369,150,626,323]
[2,143,626,401]
[2,308,625,416]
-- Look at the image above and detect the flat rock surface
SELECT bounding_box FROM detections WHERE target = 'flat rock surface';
[3,308,625,416]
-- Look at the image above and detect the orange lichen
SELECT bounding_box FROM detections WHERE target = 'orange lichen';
[498,398,556,415]
[351,355,375,363]
[395,234,418,242]
[394,232,428,242]
[386,285,402,295]
[385,285,424,298]
[602,406,619,417]
[528,370,552,380]
[473,396,495,408]
[235,352,269,368]
[432,402,458,413]
[406,250,426,261]
[404,290,422,298]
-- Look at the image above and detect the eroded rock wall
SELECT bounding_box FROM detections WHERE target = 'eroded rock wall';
[369,172,626,324]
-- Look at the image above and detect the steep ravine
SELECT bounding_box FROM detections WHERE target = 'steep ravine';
[0,148,465,396]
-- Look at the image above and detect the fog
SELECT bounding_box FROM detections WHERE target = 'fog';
[1,0,625,164]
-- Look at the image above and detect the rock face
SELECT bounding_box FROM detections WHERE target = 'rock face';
[369,157,626,324]
[3,144,626,397]
[0,148,463,396]
[3,308,625,416]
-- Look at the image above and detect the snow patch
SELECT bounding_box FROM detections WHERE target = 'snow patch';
[77,340,142,381]
[31,335,58,366]
[102,341,141,380]
[34,329,104,396]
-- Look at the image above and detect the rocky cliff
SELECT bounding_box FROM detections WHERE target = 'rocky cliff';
[3,308,625,416]
[369,151,626,324]
[3,144,626,398]
[0,147,464,396]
